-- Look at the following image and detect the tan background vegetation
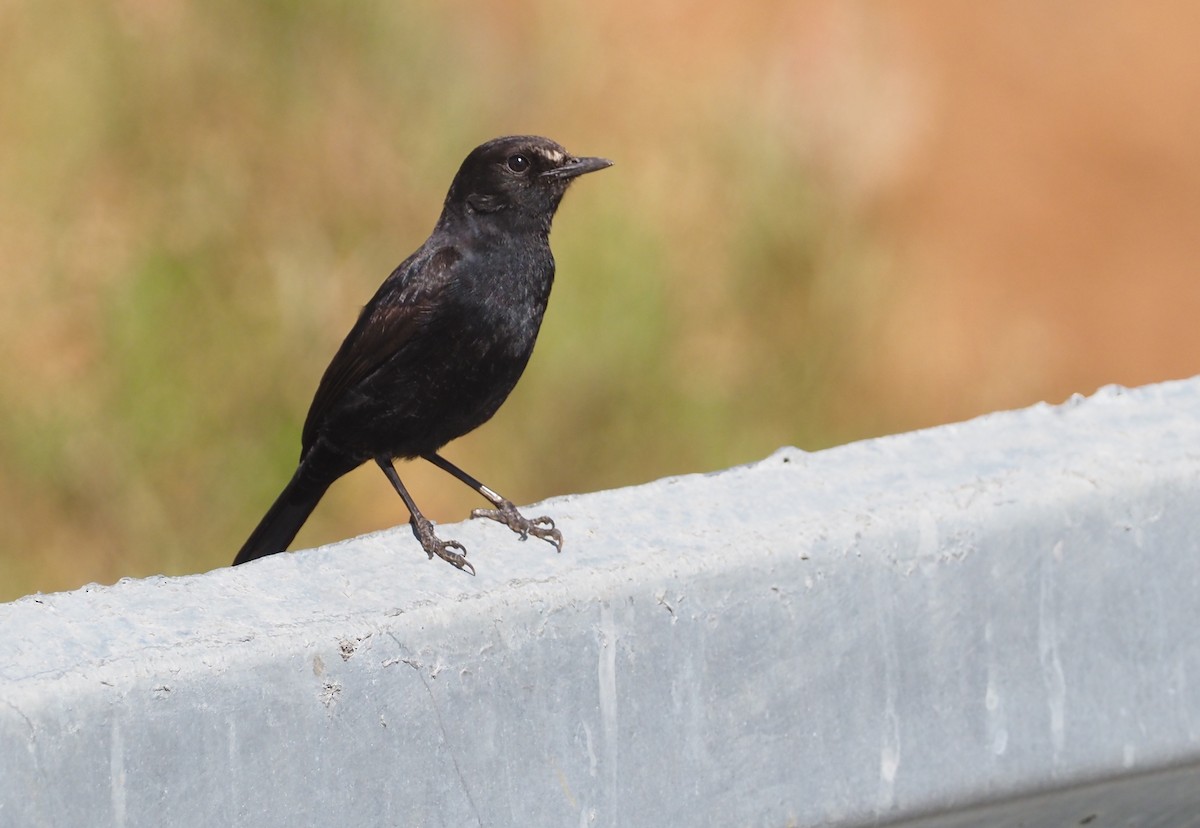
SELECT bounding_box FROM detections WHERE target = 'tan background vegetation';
[3,1,1198,600]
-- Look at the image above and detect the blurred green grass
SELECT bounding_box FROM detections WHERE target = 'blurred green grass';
[0,1,885,600]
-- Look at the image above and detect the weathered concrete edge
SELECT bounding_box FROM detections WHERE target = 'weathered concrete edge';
[2,378,1200,827]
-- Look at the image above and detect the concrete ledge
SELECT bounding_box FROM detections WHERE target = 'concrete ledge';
[4,379,1200,826]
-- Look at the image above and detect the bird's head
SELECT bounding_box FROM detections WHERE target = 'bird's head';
[443,135,612,232]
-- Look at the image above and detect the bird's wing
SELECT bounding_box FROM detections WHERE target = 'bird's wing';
[300,245,461,456]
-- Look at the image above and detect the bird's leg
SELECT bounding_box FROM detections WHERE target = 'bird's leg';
[423,453,563,552]
[376,458,475,575]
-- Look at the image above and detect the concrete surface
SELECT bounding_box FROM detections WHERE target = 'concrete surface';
[3,378,1200,827]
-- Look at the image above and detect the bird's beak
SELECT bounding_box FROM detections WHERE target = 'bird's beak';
[541,155,613,181]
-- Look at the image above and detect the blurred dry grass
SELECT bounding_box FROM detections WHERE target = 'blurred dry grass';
[0,1,876,597]
[2,1,1198,600]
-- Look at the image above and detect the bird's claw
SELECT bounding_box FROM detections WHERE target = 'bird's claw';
[431,539,475,576]
[471,500,564,552]
[411,517,475,575]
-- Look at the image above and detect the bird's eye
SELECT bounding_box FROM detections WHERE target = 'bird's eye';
[506,154,531,173]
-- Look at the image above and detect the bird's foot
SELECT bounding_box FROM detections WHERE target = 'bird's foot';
[471,499,563,552]
[410,515,475,576]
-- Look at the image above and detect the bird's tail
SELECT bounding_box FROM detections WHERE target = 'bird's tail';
[233,452,348,565]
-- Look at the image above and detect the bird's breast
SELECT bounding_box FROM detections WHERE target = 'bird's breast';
[454,240,554,345]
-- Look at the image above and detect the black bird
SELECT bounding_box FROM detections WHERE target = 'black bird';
[234,135,611,574]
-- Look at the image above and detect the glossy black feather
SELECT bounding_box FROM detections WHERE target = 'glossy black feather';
[234,135,610,566]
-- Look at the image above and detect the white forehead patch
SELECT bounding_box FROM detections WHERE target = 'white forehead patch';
[535,147,566,164]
